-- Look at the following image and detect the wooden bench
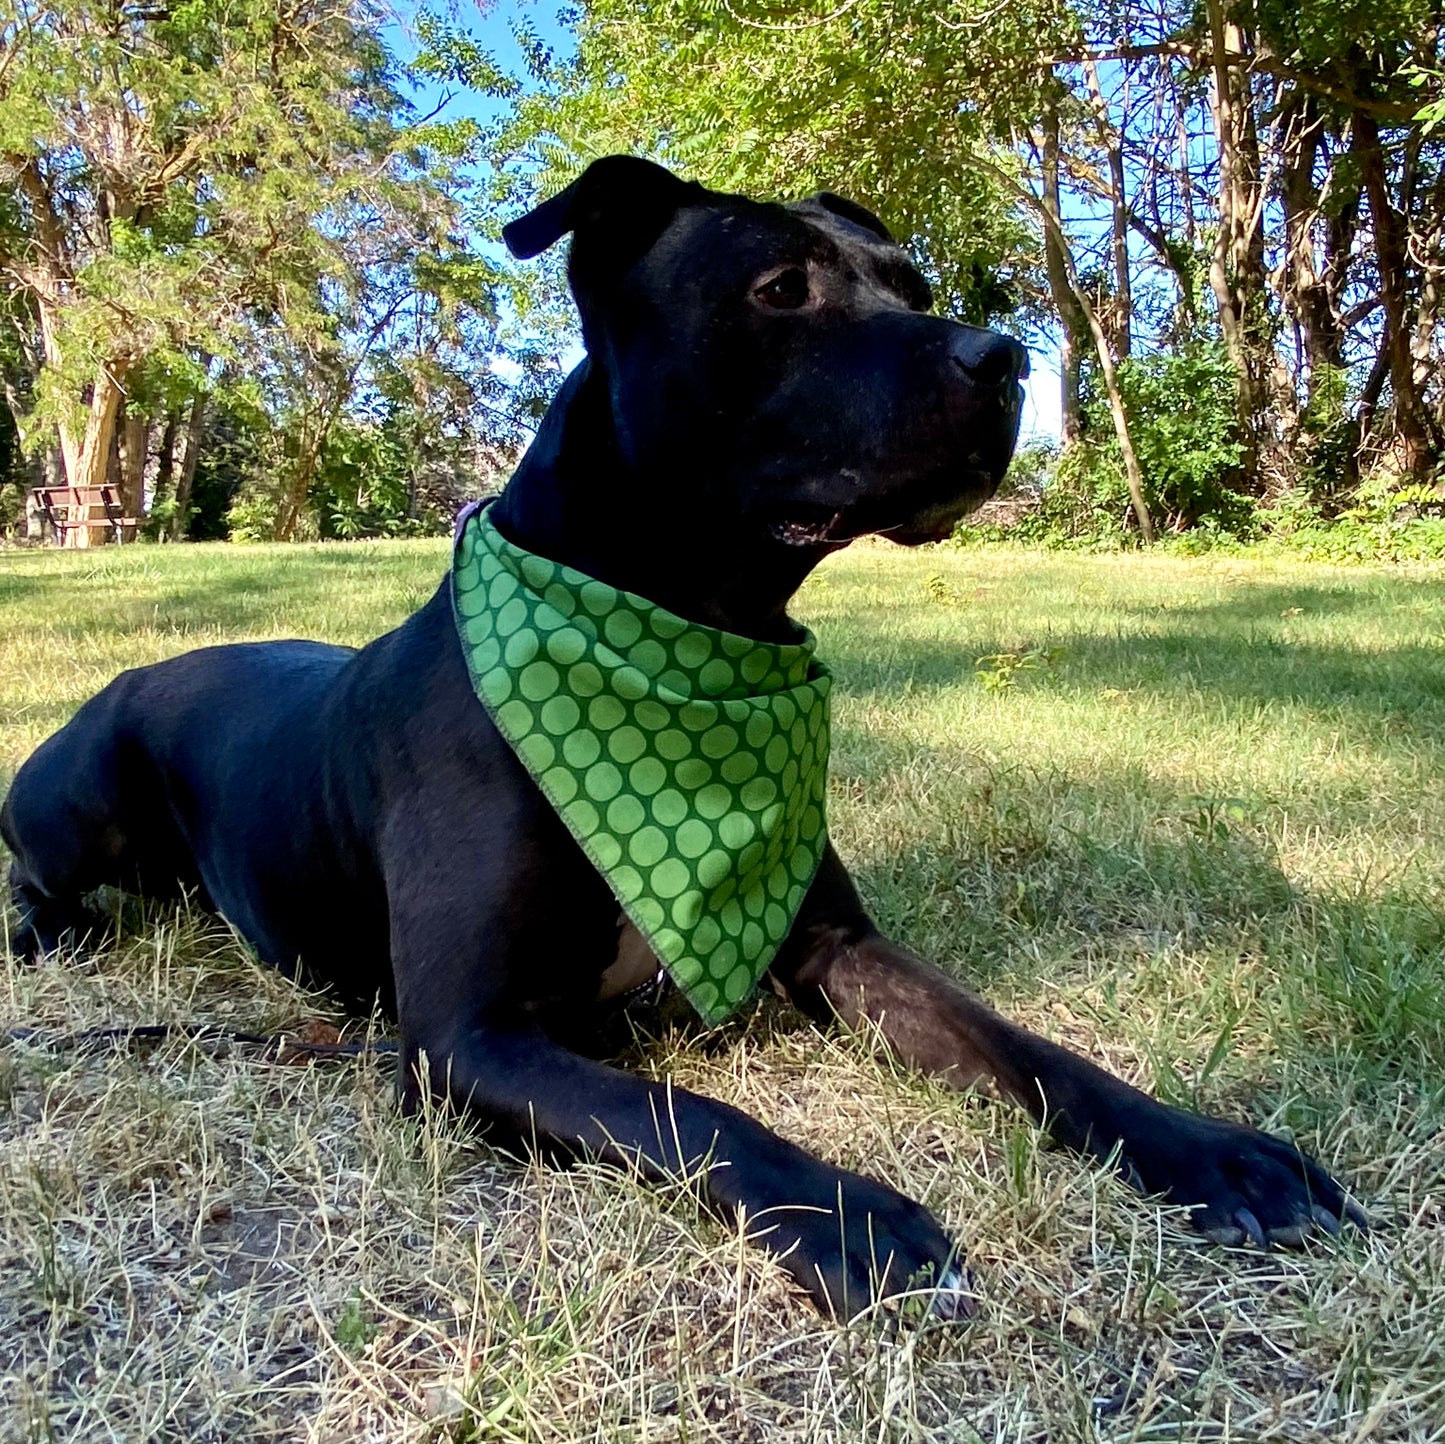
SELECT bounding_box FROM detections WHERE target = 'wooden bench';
[28,485,140,547]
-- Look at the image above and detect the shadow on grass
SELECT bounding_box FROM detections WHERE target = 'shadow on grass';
[825,621,1445,733]
[1174,577,1445,625]
[1,566,446,644]
[844,771,1295,966]
[0,571,82,605]
[844,776,1445,1088]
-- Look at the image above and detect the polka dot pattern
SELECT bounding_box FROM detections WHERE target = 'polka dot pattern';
[452,508,831,1025]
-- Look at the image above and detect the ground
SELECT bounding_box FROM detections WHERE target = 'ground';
[0,538,1441,1442]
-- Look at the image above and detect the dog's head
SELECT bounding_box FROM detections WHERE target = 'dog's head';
[504,156,1026,553]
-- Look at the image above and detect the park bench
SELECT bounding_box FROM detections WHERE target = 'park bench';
[28,485,139,548]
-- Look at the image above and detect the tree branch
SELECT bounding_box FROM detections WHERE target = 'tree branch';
[1040,42,1421,124]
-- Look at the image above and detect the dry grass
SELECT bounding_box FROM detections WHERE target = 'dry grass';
[1,538,1443,1442]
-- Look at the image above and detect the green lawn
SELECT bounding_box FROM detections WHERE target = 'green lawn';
[2,538,1442,1441]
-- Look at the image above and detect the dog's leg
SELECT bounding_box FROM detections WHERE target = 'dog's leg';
[397,1021,968,1317]
[381,788,966,1320]
[774,852,1364,1247]
[7,863,106,961]
[2,728,118,961]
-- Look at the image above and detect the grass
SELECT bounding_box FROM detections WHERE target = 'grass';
[1,537,1444,1441]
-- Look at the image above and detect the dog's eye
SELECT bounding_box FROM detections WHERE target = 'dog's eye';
[752,268,811,310]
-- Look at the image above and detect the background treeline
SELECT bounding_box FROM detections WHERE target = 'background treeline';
[3,0,1444,549]
[0,0,552,542]
[490,0,1445,553]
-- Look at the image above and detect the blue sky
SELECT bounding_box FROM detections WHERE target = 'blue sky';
[387,2,1063,442]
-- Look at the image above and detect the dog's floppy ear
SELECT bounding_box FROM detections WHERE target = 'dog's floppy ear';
[502,155,706,267]
[813,191,896,245]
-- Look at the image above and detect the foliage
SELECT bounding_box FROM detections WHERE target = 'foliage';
[187,395,273,543]
[334,1290,380,1356]
[923,572,960,605]
[960,344,1250,546]
[1029,444,1138,547]
[0,398,20,527]
[311,409,440,541]
[1268,518,1445,563]
[1295,366,1361,510]
[0,0,524,540]
[467,0,1445,541]
[1253,475,1445,563]
[958,465,1445,562]
[487,0,1065,326]
[974,645,1067,691]
[1113,343,1251,532]
[224,491,285,547]
[997,439,1058,497]
[3,0,1443,546]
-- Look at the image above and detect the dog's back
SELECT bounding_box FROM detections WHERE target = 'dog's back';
[4,637,363,968]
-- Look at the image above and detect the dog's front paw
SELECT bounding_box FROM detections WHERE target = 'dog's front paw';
[742,1163,971,1321]
[1124,1109,1367,1247]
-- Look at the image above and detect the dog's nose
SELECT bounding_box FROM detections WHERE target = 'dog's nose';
[950,329,1030,388]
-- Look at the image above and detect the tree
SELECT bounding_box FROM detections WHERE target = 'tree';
[473,0,1445,524]
[491,0,1060,323]
[0,0,485,536]
[482,0,1164,533]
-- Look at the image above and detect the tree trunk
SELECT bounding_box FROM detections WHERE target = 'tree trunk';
[974,147,1153,539]
[61,365,129,548]
[1083,57,1132,359]
[1355,343,1392,458]
[1041,88,1086,447]
[76,368,127,489]
[274,377,349,541]
[1354,109,1438,477]
[1204,0,1270,485]
[1083,308,1155,542]
[1277,98,1324,390]
[1176,95,1196,248]
[170,392,207,541]
[118,403,149,523]
[273,438,316,542]
[1414,167,1445,440]
[153,407,180,523]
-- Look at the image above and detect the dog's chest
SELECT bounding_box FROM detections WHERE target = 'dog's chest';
[598,918,664,1001]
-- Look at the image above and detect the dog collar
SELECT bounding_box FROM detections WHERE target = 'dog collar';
[451,507,831,1023]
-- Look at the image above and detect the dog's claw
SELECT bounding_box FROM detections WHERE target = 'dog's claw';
[1234,1207,1268,1249]
[1130,1108,1365,1259]
[929,1264,978,1321]
[1267,1222,1307,1247]
[1201,1221,1245,1246]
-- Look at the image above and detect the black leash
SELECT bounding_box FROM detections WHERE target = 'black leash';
[3,1022,399,1061]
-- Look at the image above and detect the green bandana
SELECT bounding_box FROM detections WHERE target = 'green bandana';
[451,507,831,1024]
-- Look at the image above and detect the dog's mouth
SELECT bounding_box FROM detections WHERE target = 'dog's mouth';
[767,476,997,549]
[769,510,855,548]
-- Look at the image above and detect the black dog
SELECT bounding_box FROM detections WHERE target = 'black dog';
[3,158,1361,1318]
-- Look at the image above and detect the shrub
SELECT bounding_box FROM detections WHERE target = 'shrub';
[998,438,1057,497]
[957,341,1252,548]
[1258,471,1445,562]
[225,490,283,545]
[1113,341,1252,532]
[1031,440,1137,546]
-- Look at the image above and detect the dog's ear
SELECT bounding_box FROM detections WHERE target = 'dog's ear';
[502,156,706,271]
[812,192,895,245]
